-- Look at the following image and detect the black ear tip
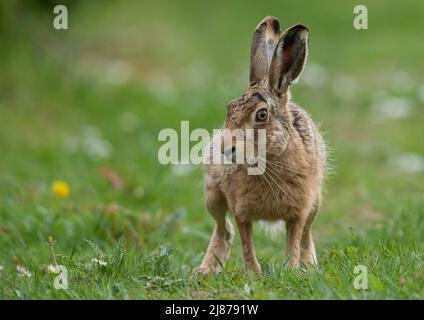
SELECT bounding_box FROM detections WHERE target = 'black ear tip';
[284,24,309,42]
[290,24,309,33]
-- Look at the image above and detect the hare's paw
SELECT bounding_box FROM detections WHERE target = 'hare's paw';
[300,248,318,265]
[193,265,222,275]
[245,263,262,275]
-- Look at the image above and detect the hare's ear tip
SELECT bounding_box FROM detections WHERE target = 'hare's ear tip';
[263,15,279,22]
[256,16,280,31]
[285,24,309,40]
[289,23,310,33]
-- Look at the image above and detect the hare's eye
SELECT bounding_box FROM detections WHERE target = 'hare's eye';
[256,108,268,122]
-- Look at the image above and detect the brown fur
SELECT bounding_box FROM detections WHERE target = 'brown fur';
[195,16,326,274]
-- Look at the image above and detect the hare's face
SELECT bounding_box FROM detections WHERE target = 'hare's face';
[220,16,309,164]
[223,88,290,163]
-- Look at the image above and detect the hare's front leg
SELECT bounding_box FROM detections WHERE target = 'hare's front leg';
[285,213,307,268]
[235,216,261,274]
[194,190,234,275]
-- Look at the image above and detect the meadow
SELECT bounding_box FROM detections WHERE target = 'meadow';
[0,0,423,299]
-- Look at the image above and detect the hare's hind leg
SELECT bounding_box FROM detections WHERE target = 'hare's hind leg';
[300,199,319,265]
[194,188,234,275]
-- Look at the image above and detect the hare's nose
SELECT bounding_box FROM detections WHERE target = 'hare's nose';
[223,146,236,161]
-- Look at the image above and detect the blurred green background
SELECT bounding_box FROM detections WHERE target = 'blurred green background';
[0,0,423,299]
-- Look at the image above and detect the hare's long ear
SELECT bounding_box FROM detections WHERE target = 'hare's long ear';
[250,16,281,85]
[269,24,309,96]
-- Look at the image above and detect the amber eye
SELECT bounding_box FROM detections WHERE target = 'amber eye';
[256,108,268,122]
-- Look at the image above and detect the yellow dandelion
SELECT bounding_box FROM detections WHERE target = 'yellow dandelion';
[52,180,70,198]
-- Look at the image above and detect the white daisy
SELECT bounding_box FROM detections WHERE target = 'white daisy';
[16,264,32,278]
[46,264,61,274]
[91,258,108,267]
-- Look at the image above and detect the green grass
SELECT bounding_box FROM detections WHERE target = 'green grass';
[0,0,424,299]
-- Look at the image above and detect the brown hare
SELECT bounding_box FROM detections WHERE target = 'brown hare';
[195,16,326,274]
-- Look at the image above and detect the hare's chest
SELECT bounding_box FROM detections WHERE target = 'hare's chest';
[222,171,304,221]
